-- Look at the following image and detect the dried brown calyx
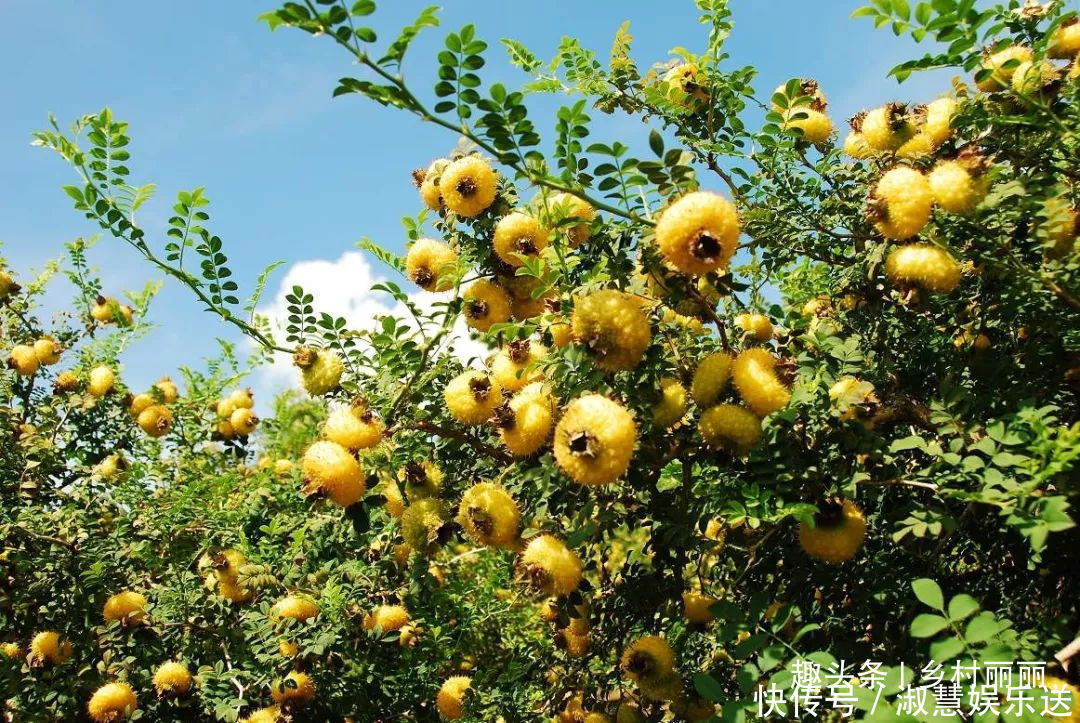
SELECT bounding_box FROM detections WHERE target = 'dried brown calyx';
[885,102,912,131]
[848,110,867,133]
[491,402,516,429]
[813,499,846,529]
[516,236,538,255]
[412,266,435,290]
[543,297,563,314]
[955,146,990,176]
[467,507,494,538]
[456,176,478,197]
[411,168,426,188]
[292,347,316,369]
[507,339,531,364]
[469,375,493,401]
[466,299,488,320]
[567,430,598,459]
[690,230,722,262]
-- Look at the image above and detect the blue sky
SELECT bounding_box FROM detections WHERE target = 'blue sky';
[0,1,951,406]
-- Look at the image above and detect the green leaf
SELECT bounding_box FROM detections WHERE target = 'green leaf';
[910,613,949,638]
[947,594,979,621]
[929,636,965,661]
[693,672,726,702]
[912,578,944,609]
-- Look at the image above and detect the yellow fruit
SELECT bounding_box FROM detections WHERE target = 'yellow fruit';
[103,590,147,624]
[218,579,252,604]
[88,681,137,722]
[301,440,365,507]
[216,419,236,440]
[0,642,21,659]
[663,63,709,111]
[554,394,637,485]
[502,273,554,321]
[699,404,762,454]
[7,345,38,376]
[54,370,79,393]
[683,592,719,623]
[895,131,935,159]
[583,712,612,723]
[923,97,958,146]
[0,270,19,299]
[30,631,71,665]
[136,404,172,438]
[279,639,299,657]
[1050,20,1080,58]
[444,370,503,425]
[271,671,315,704]
[734,313,773,342]
[274,459,294,477]
[406,238,458,292]
[563,630,591,658]
[154,376,179,403]
[458,481,521,548]
[691,351,734,408]
[1011,59,1059,96]
[153,661,193,695]
[494,211,549,268]
[771,78,827,111]
[323,405,384,450]
[655,191,739,276]
[418,158,450,211]
[242,707,281,723]
[570,289,651,372]
[1041,197,1079,256]
[440,156,498,217]
[621,635,676,686]
[86,365,116,398]
[90,296,134,325]
[1043,675,1080,722]
[229,388,253,409]
[437,676,472,720]
[652,377,688,429]
[884,244,962,294]
[209,548,246,584]
[399,460,444,499]
[230,407,258,437]
[829,376,874,421]
[548,317,573,348]
[798,499,867,564]
[976,45,1033,92]
[364,604,410,633]
[497,381,556,457]
[842,130,873,159]
[860,104,918,151]
[540,191,595,247]
[784,108,833,145]
[616,702,648,723]
[215,397,237,419]
[32,337,61,365]
[867,166,933,240]
[294,347,343,396]
[463,279,512,332]
[732,348,790,417]
[272,596,319,625]
[928,158,989,214]
[490,339,546,393]
[521,535,582,596]
[401,498,450,554]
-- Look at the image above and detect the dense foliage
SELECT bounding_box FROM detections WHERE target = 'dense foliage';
[3,0,1080,720]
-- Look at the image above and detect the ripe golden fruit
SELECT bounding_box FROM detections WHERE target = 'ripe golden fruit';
[699,404,762,454]
[444,370,503,425]
[0,269,19,299]
[90,296,134,325]
[418,158,449,211]
[242,707,282,723]
[294,347,343,396]
[923,97,958,146]
[554,394,637,485]
[860,104,918,151]
[230,407,258,437]
[1010,59,1059,96]
[976,45,1033,92]
[784,107,833,145]
[1049,19,1080,58]
[490,339,546,393]
[153,661,193,695]
[30,631,71,665]
[928,158,989,215]
[683,592,719,623]
[655,191,739,276]
[436,676,472,720]
[771,78,827,111]
[884,244,962,294]
[401,498,450,554]
[8,344,38,376]
[215,397,237,419]
[279,639,299,657]
[663,63,709,111]
[128,392,153,417]
[798,499,867,563]
[87,365,116,398]
[406,237,458,292]
[271,595,319,623]
[463,279,512,332]
[458,481,521,548]
[652,377,688,429]
[732,348,790,417]
[32,337,61,365]
[0,642,21,659]
[301,440,365,507]
[88,681,137,722]
[571,289,651,372]
[842,130,873,159]
[440,156,498,217]
[895,131,935,159]
[154,376,179,403]
[54,370,79,393]
[521,535,583,596]
[691,351,734,407]
[496,382,556,457]
[103,590,147,625]
[540,191,595,247]
[502,273,554,321]
[867,166,933,240]
[364,604,410,633]
[621,635,676,686]
[494,211,549,268]
[137,404,173,438]
[271,670,315,704]
[400,460,443,499]
[323,404,383,450]
[93,453,127,480]
[733,313,773,342]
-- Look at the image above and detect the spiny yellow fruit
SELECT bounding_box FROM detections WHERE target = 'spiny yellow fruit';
[1043,675,1080,722]
[90,296,134,326]
[440,156,498,217]
[652,377,688,429]
[1050,19,1080,59]
[554,394,636,485]
[401,498,450,554]
[218,579,253,604]
[798,499,867,564]
[274,459,294,477]
[278,639,299,657]
[437,676,472,720]
[103,590,147,625]
[32,337,61,365]
[7,345,38,376]
[136,404,172,438]
[30,631,71,665]
[771,78,828,111]
[732,348,790,417]
[621,635,676,685]
[691,351,734,407]
[364,604,410,633]
[271,671,315,704]
[699,404,762,454]
[494,211,549,268]
[784,108,833,145]
[209,548,247,584]
[683,592,719,624]
[54,369,79,393]
[87,365,116,398]
[976,44,1033,92]
[154,376,179,403]
[521,535,583,596]
[583,713,612,723]
[860,103,918,151]
[406,237,458,292]
[842,130,873,159]
[496,381,556,457]
[829,376,874,421]
[301,440,365,507]
[463,279,512,332]
[88,681,137,722]
[418,158,450,211]
[0,642,21,659]
[548,317,573,348]
[563,630,591,658]
[490,339,546,393]
[323,404,384,450]
[0,269,19,299]
[923,97,958,146]
[570,289,651,372]
[229,388,253,409]
[734,313,773,342]
[663,62,709,112]
[271,595,319,623]
[153,661,193,695]
[867,166,933,240]
[541,191,595,247]
[502,273,554,320]
[895,131,935,159]
[294,347,343,396]
[884,244,962,294]
[444,370,504,425]
[928,157,989,215]
[1011,59,1059,96]
[242,707,281,723]
[215,397,237,419]
[458,481,521,547]
[230,407,258,437]
[655,191,739,276]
